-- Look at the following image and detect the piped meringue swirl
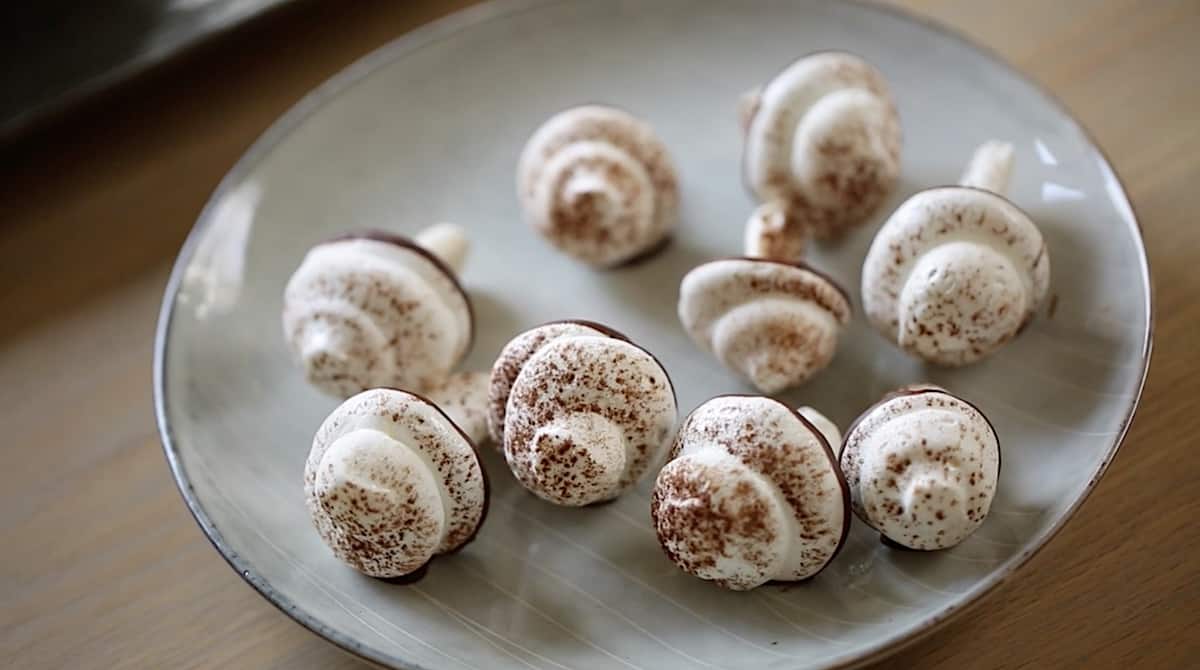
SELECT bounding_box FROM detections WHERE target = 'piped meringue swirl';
[652,396,849,590]
[518,105,679,267]
[283,233,472,397]
[490,321,677,506]
[742,51,901,239]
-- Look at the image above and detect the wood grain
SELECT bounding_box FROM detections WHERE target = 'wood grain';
[1,1,1196,668]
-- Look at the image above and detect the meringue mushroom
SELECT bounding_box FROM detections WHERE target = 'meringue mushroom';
[678,258,852,393]
[304,388,488,578]
[861,141,1050,366]
[840,385,1000,551]
[489,320,677,506]
[651,396,849,590]
[517,105,679,267]
[282,223,474,397]
[742,51,901,241]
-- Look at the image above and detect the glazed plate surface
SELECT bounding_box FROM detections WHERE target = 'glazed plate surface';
[155,1,1152,668]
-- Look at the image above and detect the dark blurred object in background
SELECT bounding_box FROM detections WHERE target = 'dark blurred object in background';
[0,0,289,139]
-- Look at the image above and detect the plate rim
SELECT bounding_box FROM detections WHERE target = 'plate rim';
[153,1,1155,668]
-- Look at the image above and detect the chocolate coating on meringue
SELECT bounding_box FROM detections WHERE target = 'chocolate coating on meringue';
[840,386,1000,551]
[652,396,849,590]
[304,388,488,578]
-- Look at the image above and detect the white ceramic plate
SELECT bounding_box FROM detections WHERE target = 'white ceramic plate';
[155,1,1152,668]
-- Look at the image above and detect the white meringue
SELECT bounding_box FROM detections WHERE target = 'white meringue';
[486,320,619,444]
[282,227,473,397]
[652,396,849,590]
[678,258,851,393]
[798,405,842,456]
[490,321,677,506]
[304,388,487,578]
[424,370,491,446]
[743,200,807,262]
[742,51,901,240]
[861,142,1049,366]
[517,105,679,267]
[840,386,1000,551]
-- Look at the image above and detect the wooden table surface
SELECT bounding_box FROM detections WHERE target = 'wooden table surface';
[2,1,1197,667]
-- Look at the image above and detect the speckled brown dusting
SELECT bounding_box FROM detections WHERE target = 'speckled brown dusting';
[304,388,488,579]
[651,395,848,590]
[283,234,473,397]
[494,322,676,506]
[486,320,628,445]
[840,386,1000,550]
[678,258,852,393]
[324,230,476,351]
[517,105,679,267]
[742,51,901,240]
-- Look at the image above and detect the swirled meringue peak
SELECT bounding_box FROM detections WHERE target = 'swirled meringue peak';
[862,141,1049,366]
[840,385,1000,551]
[282,226,473,397]
[742,51,901,240]
[490,321,676,506]
[678,258,851,393]
[517,105,679,267]
[304,388,487,579]
[652,396,849,590]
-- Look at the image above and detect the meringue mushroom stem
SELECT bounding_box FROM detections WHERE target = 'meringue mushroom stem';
[738,86,763,134]
[744,201,806,261]
[414,222,469,274]
[797,406,842,456]
[959,141,1014,194]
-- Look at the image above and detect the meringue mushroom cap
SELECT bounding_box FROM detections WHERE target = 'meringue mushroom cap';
[486,320,630,444]
[283,233,474,397]
[304,389,487,578]
[840,387,1000,551]
[502,332,677,506]
[862,187,1049,366]
[517,105,679,267]
[742,51,901,238]
[678,258,852,393]
[652,395,849,590]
